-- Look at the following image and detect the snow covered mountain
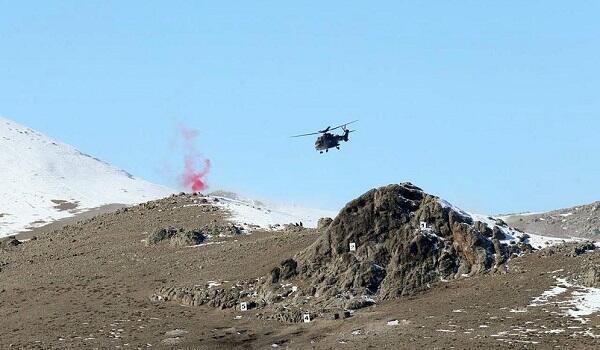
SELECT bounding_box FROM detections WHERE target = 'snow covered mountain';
[0,117,173,237]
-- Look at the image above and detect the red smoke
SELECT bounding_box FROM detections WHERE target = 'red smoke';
[179,126,211,193]
[181,127,199,141]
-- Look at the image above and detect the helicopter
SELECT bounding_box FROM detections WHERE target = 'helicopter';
[291,120,358,153]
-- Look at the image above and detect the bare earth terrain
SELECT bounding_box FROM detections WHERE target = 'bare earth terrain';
[504,202,600,240]
[1,194,599,349]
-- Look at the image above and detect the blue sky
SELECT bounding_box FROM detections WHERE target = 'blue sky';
[1,1,599,214]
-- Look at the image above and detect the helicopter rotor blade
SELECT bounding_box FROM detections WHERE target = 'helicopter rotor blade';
[328,120,359,132]
[290,131,322,138]
[291,120,357,138]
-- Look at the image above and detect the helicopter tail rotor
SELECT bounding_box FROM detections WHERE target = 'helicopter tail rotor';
[341,125,356,142]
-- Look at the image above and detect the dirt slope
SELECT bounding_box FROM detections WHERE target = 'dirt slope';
[504,201,600,239]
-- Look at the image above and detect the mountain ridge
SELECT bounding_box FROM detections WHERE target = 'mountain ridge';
[502,201,600,240]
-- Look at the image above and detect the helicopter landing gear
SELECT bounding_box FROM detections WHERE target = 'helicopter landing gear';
[336,146,340,150]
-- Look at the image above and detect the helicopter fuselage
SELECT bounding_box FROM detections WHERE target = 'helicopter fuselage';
[315,131,349,153]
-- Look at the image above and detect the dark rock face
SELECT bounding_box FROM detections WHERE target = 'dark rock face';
[270,259,298,284]
[280,259,298,280]
[283,183,513,300]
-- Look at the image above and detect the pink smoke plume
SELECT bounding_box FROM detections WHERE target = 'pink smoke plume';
[179,126,211,192]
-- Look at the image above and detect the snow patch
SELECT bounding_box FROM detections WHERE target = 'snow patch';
[528,276,600,322]
[211,195,337,230]
[529,286,569,307]
[565,287,600,319]
[207,281,221,289]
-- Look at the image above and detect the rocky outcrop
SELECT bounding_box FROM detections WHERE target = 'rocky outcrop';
[146,227,206,246]
[170,229,206,246]
[200,221,244,236]
[282,223,308,233]
[151,284,250,309]
[146,221,245,247]
[571,241,596,256]
[317,217,333,231]
[282,183,524,301]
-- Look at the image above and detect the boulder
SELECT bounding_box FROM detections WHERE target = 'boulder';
[583,266,600,288]
[146,227,180,245]
[170,229,206,246]
[571,241,596,256]
[283,223,307,233]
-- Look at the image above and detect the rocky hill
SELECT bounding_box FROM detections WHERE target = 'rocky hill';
[503,201,600,240]
[152,183,559,320]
